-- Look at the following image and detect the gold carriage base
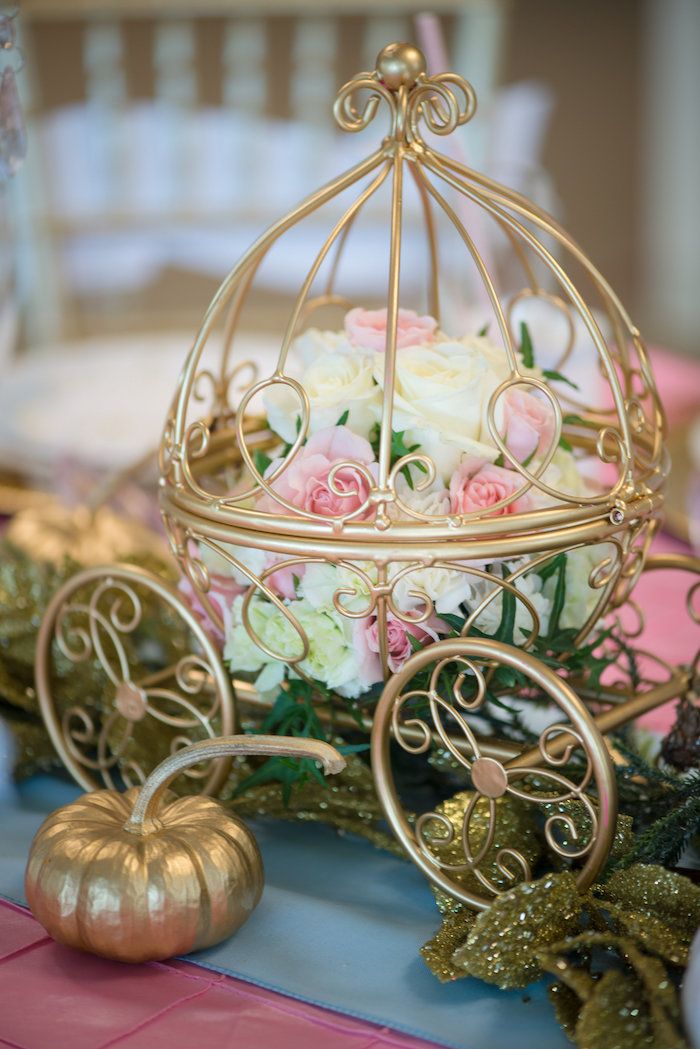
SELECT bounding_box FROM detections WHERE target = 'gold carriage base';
[33,43,700,912]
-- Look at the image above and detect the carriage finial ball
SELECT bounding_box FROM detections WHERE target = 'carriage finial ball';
[375,42,427,90]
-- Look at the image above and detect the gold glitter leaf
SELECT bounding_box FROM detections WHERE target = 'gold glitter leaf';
[451,872,582,988]
[420,911,477,982]
[538,931,686,1049]
[599,865,700,936]
[548,980,581,1040]
[575,971,658,1049]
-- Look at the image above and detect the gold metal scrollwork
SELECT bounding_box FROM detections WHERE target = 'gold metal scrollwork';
[371,637,617,911]
[35,564,236,796]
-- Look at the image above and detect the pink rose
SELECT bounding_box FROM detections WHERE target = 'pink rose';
[345,307,437,352]
[257,425,377,520]
[450,456,531,516]
[502,388,555,464]
[178,573,242,646]
[357,613,443,675]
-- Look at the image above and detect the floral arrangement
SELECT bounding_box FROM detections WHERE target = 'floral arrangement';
[181,306,603,711]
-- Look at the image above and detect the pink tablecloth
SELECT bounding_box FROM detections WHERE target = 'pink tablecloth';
[0,899,437,1049]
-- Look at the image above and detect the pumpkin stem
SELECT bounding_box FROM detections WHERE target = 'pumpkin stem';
[124,734,346,834]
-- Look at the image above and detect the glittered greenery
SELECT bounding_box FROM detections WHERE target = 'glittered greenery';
[421,857,696,1049]
[0,540,178,778]
[4,545,189,767]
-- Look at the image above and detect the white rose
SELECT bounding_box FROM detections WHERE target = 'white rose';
[293,327,355,368]
[373,339,508,481]
[264,350,381,443]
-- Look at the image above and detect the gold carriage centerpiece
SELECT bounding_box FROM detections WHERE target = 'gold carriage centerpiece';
[36,43,699,911]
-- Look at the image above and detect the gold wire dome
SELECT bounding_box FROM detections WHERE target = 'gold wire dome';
[159,42,667,639]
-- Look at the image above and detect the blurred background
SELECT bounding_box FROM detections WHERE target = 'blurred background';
[0,0,698,534]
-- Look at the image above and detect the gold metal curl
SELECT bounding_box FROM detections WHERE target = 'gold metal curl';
[35,564,236,795]
[406,72,476,140]
[372,637,616,909]
[333,73,397,134]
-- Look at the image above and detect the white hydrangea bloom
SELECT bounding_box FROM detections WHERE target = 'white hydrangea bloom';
[224,592,373,699]
[393,474,451,518]
[391,563,481,617]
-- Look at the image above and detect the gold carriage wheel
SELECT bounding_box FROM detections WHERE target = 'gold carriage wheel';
[371,637,617,911]
[35,563,236,796]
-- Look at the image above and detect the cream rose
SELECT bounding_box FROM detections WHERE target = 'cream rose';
[392,474,451,518]
[373,339,509,480]
[293,326,355,367]
[264,350,380,443]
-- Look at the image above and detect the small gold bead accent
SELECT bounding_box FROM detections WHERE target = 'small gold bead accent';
[376,42,427,91]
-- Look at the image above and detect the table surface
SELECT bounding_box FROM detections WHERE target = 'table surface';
[1,779,569,1049]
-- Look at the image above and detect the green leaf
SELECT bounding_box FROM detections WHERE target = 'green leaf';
[408,631,423,653]
[336,409,350,426]
[547,555,568,639]
[368,422,381,458]
[493,452,505,467]
[495,588,516,645]
[253,448,272,475]
[233,756,296,797]
[441,612,467,632]
[280,414,304,457]
[519,321,535,369]
[537,552,567,582]
[563,413,586,426]
[542,368,580,391]
[370,425,427,486]
[477,322,490,337]
[558,435,573,452]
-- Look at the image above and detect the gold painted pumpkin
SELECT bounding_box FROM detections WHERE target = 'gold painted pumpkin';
[25,735,345,963]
